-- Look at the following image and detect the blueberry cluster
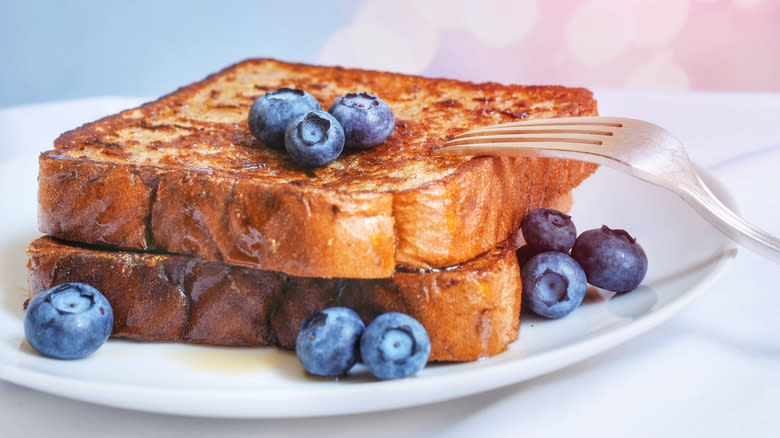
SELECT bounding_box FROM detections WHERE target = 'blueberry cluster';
[296,308,430,380]
[248,88,395,168]
[518,208,648,319]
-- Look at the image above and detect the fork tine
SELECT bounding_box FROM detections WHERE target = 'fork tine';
[473,116,626,129]
[453,126,615,137]
[435,141,618,168]
[450,130,609,143]
[436,139,611,159]
[454,117,626,142]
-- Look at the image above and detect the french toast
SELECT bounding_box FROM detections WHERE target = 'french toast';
[38,58,598,279]
[28,195,572,362]
[27,235,517,362]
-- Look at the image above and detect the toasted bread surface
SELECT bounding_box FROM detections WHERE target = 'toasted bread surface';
[39,58,597,278]
[28,235,518,362]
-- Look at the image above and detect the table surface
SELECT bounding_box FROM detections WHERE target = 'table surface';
[1,90,778,438]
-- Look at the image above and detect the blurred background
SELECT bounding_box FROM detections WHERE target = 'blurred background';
[2,0,779,109]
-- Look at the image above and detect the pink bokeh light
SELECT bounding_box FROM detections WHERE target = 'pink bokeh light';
[318,0,780,91]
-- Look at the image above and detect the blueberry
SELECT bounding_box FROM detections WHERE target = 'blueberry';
[24,282,113,360]
[571,225,648,293]
[515,245,539,270]
[521,208,577,252]
[248,88,322,149]
[296,307,365,377]
[522,252,587,319]
[360,312,430,380]
[284,110,345,168]
[328,92,395,149]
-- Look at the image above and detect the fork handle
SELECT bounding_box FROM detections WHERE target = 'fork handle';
[680,182,780,262]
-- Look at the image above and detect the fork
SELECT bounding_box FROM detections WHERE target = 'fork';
[435,116,780,263]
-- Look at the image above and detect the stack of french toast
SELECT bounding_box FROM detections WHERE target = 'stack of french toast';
[26,59,598,362]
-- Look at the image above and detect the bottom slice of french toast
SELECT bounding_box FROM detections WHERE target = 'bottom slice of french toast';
[27,236,519,362]
[27,194,572,363]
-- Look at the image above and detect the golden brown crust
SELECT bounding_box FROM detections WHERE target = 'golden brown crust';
[27,236,519,361]
[394,155,589,269]
[39,58,598,278]
[167,257,282,345]
[352,246,521,361]
[27,237,189,341]
[37,156,156,250]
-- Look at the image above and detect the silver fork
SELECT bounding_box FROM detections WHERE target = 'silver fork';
[435,116,780,263]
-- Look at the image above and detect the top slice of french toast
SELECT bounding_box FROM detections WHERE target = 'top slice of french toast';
[39,58,598,278]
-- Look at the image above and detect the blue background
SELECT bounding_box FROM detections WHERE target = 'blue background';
[1,1,358,108]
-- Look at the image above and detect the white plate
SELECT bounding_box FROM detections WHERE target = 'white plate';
[0,154,736,418]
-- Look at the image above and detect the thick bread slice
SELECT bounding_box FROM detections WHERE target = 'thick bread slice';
[28,235,518,362]
[39,58,597,278]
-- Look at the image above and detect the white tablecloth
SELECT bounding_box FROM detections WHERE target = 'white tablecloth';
[1,91,778,437]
